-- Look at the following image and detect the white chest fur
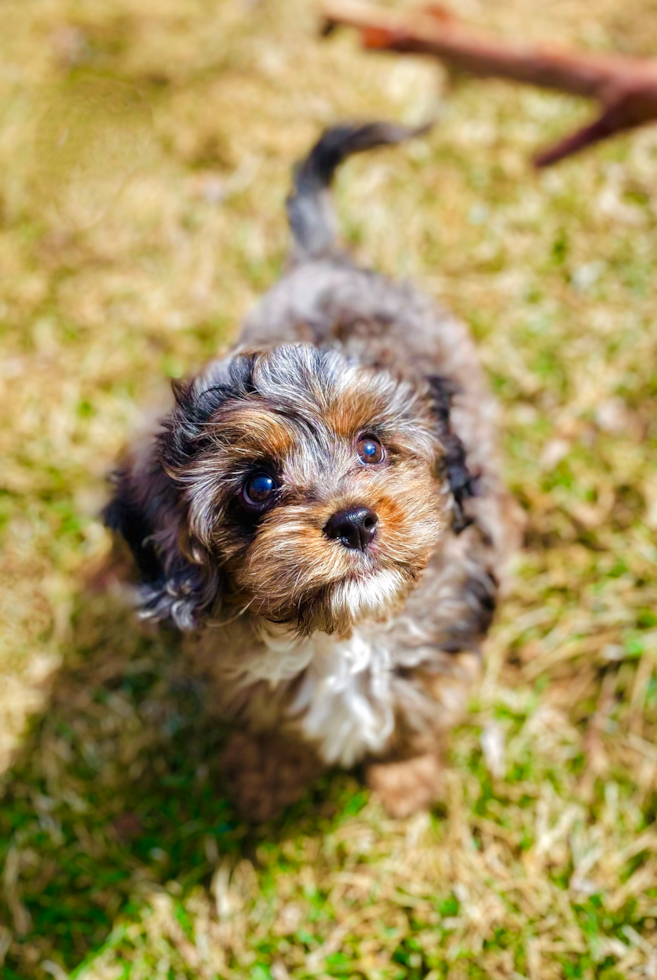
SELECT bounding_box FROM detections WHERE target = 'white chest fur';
[243,627,396,767]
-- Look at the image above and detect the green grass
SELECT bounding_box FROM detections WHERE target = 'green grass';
[2,0,657,977]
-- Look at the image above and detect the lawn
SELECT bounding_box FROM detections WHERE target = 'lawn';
[2,0,657,977]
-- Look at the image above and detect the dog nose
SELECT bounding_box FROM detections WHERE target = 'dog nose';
[324,506,378,551]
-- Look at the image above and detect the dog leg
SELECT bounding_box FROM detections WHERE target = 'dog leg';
[220,730,324,822]
[366,653,480,818]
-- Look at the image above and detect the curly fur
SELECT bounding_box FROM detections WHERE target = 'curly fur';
[106,121,520,819]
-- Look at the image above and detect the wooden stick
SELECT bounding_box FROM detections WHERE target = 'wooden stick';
[322,0,657,166]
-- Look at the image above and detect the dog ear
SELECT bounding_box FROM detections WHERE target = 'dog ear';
[104,454,220,631]
[104,353,258,629]
[426,375,478,534]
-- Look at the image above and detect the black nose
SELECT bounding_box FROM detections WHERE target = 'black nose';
[324,506,378,551]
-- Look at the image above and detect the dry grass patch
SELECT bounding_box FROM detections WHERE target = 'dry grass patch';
[2,1,657,978]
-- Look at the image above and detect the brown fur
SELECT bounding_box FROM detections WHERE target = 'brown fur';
[220,731,324,823]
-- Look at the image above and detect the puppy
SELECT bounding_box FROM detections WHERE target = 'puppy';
[106,122,519,820]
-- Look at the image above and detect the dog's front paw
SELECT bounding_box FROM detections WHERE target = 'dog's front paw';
[220,731,323,822]
[366,753,443,818]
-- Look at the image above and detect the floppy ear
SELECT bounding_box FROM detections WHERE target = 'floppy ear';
[426,375,478,534]
[104,452,220,630]
[104,352,258,629]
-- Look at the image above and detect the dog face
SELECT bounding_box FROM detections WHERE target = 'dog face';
[107,344,459,636]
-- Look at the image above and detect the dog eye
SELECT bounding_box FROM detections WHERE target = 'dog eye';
[242,473,278,507]
[356,435,385,465]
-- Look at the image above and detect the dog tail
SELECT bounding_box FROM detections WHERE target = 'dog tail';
[286,120,431,261]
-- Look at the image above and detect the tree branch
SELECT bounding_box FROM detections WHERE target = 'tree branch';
[322,0,657,166]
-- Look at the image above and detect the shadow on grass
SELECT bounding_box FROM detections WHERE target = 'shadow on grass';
[0,587,355,979]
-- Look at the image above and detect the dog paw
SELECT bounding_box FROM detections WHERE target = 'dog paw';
[220,731,323,822]
[366,753,443,818]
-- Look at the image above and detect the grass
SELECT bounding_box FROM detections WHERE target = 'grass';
[2,0,657,977]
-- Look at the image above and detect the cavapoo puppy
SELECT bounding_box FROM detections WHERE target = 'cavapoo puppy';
[106,122,519,820]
